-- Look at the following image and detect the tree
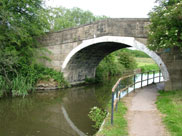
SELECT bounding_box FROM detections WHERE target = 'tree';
[48,7,107,31]
[148,0,182,51]
[118,52,137,70]
[0,0,50,96]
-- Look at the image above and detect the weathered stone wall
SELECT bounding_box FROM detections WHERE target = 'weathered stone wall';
[40,18,149,47]
[159,48,182,90]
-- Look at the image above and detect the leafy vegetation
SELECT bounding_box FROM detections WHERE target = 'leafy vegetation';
[95,49,138,82]
[118,52,137,70]
[96,100,128,136]
[0,0,69,97]
[148,0,182,51]
[95,53,125,82]
[138,64,159,73]
[156,90,182,136]
[119,49,150,58]
[88,106,107,129]
[48,7,107,31]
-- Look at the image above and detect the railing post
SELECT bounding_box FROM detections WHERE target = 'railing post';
[134,75,136,91]
[127,87,129,96]
[141,73,143,88]
[111,92,114,125]
[159,70,161,83]
[153,71,155,83]
[115,87,118,111]
[147,72,149,86]
[119,81,121,101]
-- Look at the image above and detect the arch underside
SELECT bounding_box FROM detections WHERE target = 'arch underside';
[63,42,130,83]
[62,36,169,84]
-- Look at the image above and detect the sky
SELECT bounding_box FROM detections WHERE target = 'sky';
[45,0,157,18]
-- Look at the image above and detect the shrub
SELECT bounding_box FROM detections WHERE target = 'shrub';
[88,106,107,129]
[138,64,159,73]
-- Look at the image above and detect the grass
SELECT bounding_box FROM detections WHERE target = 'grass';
[135,57,159,72]
[156,90,182,136]
[96,100,128,136]
[135,57,156,67]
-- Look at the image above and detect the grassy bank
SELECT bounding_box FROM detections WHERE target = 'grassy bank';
[135,57,159,72]
[135,57,156,67]
[156,90,182,136]
[0,64,68,98]
[96,100,128,136]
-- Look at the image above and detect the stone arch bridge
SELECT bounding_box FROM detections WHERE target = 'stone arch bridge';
[40,18,170,87]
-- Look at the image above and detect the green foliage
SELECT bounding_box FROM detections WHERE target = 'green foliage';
[0,76,7,97]
[116,49,150,58]
[0,0,69,97]
[88,106,107,129]
[148,0,182,51]
[96,101,128,136]
[95,54,125,82]
[0,0,53,97]
[138,64,159,72]
[118,52,137,70]
[49,7,107,31]
[32,64,68,88]
[11,75,31,97]
[0,64,68,97]
[96,49,137,82]
[156,90,182,136]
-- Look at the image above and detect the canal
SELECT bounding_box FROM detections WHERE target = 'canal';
[0,72,163,136]
[0,77,119,136]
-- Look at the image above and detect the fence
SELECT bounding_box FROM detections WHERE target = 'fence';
[111,70,163,125]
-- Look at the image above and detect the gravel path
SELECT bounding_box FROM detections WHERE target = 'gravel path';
[124,83,170,136]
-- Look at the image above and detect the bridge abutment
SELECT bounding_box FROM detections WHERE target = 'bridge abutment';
[160,47,182,91]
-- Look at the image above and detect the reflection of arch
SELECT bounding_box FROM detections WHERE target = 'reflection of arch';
[62,36,169,83]
[61,106,86,136]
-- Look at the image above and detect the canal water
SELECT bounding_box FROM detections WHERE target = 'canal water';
[0,77,119,136]
[0,73,163,136]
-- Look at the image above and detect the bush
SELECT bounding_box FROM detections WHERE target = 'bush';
[95,50,138,82]
[95,54,125,82]
[0,64,68,97]
[138,64,159,73]
[88,106,107,129]
[118,52,137,70]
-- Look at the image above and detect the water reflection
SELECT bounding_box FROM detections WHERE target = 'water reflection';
[0,77,118,136]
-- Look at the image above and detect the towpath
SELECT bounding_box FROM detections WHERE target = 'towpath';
[123,83,169,136]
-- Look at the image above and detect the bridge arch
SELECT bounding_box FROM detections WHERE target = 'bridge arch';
[62,36,169,84]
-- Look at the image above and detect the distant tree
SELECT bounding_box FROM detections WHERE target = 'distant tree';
[115,49,150,58]
[118,52,137,70]
[148,0,182,51]
[49,7,107,31]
